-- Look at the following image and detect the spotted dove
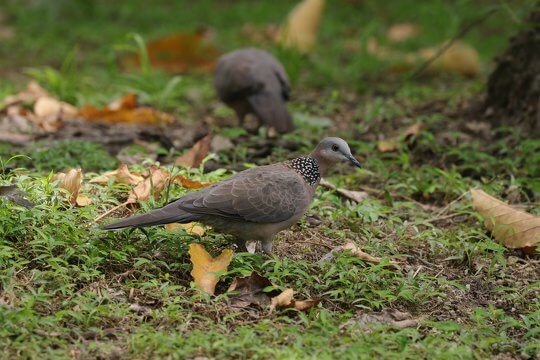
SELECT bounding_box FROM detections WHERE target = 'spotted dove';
[101,137,361,254]
[214,48,295,134]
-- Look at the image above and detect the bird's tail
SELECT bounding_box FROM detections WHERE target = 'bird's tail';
[100,203,201,230]
[248,92,294,133]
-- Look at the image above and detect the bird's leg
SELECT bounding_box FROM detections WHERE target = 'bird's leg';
[261,239,273,256]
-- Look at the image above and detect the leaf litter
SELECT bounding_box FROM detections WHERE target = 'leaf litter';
[471,189,539,249]
[121,29,220,73]
[227,271,319,312]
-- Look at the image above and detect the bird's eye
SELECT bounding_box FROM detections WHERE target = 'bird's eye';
[332,144,339,152]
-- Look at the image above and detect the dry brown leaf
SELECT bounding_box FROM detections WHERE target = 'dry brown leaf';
[270,288,319,312]
[395,41,480,77]
[53,168,83,205]
[164,222,205,236]
[90,164,144,185]
[227,272,319,311]
[270,288,294,312]
[240,23,280,44]
[211,135,234,152]
[1,82,79,133]
[174,174,213,189]
[471,189,540,249]
[402,123,422,138]
[94,166,172,223]
[2,81,50,109]
[377,123,422,153]
[189,243,233,295]
[377,139,398,152]
[79,93,174,125]
[342,242,382,263]
[347,309,418,329]
[387,23,421,43]
[122,29,220,73]
[127,166,171,203]
[227,272,274,308]
[319,178,369,203]
[175,135,212,168]
[293,299,321,311]
[75,194,93,207]
[34,97,77,119]
[277,0,325,52]
[319,242,399,268]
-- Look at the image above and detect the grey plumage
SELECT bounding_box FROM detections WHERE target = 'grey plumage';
[214,48,294,133]
[100,137,361,254]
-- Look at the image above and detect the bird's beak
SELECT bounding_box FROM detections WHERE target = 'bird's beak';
[346,154,362,168]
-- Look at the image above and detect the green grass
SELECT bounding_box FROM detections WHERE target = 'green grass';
[1,0,539,359]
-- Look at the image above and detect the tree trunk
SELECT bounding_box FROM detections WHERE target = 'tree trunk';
[484,5,540,135]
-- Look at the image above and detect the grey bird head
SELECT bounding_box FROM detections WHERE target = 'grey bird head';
[310,137,361,173]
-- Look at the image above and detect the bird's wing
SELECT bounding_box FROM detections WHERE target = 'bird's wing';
[270,59,291,101]
[177,166,310,223]
[214,53,262,101]
[214,49,289,102]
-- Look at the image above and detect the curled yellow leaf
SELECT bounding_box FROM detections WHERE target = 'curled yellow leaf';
[189,243,233,295]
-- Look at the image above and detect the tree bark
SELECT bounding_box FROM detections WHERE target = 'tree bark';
[484,5,540,135]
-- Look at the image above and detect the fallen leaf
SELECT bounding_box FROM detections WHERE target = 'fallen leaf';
[210,135,234,152]
[270,288,294,312]
[90,164,144,186]
[342,242,382,263]
[34,97,77,119]
[174,174,213,189]
[397,41,480,77]
[319,242,399,268]
[227,272,275,308]
[270,288,319,312]
[189,243,233,295]
[319,178,369,203]
[387,23,421,43]
[175,135,212,168]
[127,166,171,203]
[377,139,398,152]
[164,222,205,236]
[2,81,50,109]
[75,194,93,207]
[402,123,422,138]
[471,189,540,249]
[122,29,220,73]
[53,168,83,205]
[240,23,280,44]
[277,0,325,52]
[227,272,319,311]
[377,122,422,153]
[293,299,320,311]
[346,309,418,329]
[0,185,35,208]
[78,93,174,125]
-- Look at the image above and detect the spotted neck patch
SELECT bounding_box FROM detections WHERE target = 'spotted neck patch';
[285,157,320,186]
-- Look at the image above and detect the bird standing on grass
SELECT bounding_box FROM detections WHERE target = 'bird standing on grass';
[101,137,361,255]
[214,48,295,134]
